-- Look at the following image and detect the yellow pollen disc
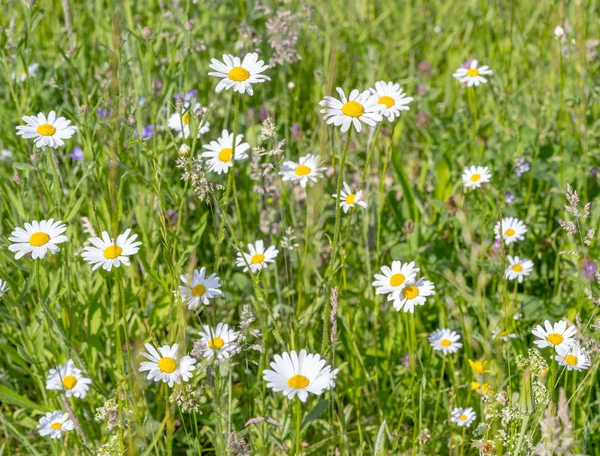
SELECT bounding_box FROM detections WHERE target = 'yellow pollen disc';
[467,68,479,77]
[512,264,523,272]
[378,95,395,108]
[505,228,515,236]
[345,194,356,205]
[62,375,78,390]
[459,414,468,421]
[564,354,578,366]
[440,339,451,347]
[341,101,364,118]
[287,374,310,389]
[37,123,56,136]
[218,148,232,162]
[182,113,190,125]
[228,66,250,82]
[389,273,405,287]
[51,422,63,430]
[157,357,177,373]
[403,285,419,299]
[295,165,311,176]
[499,331,508,337]
[208,337,225,350]
[104,245,123,259]
[29,232,50,247]
[470,174,481,182]
[192,284,206,297]
[546,333,564,346]
[251,253,265,264]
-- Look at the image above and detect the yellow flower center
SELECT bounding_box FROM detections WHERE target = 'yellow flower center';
[182,113,190,125]
[29,232,50,247]
[564,354,578,366]
[470,174,481,182]
[208,337,225,350]
[505,228,515,236]
[467,68,479,77]
[459,414,468,421]
[546,333,564,346]
[228,66,250,82]
[104,245,122,259]
[295,165,311,176]
[378,95,395,108]
[218,148,232,162]
[192,284,206,297]
[287,374,310,389]
[512,264,523,272]
[51,422,63,430]
[440,339,451,347]
[345,194,356,205]
[251,253,265,264]
[62,375,78,390]
[389,273,405,287]
[37,123,56,136]
[157,357,177,373]
[341,101,364,118]
[403,285,419,299]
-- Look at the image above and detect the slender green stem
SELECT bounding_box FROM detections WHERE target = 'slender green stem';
[295,398,303,455]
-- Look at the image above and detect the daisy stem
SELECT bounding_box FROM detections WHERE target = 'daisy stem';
[230,93,244,230]
[432,356,446,428]
[47,148,65,203]
[360,122,382,185]
[295,398,303,455]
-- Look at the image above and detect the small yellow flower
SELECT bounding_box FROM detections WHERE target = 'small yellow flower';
[471,381,494,395]
[468,359,490,375]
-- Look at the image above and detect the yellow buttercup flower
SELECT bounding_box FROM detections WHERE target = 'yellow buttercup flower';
[468,359,490,375]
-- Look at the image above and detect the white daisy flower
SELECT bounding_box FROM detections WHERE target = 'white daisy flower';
[208,52,270,95]
[555,343,591,371]
[236,240,278,274]
[494,217,527,245]
[492,329,517,341]
[319,87,383,133]
[369,81,413,122]
[453,59,493,87]
[0,279,8,297]
[428,328,462,354]
[504,256,534,283]
[200,129,250,175]
[167,102,210,138]
[279,154,326,188]
[450,407,476,427]
[138,343,196,388]
[8,219,68,260]
[197,323,239,360]
[178,267,222,310]
[46,359,92,399]
[37,411,74,439]
[332,182,368,213]
[13,63,39,82]
[461,165,492,189]
[389,277,435,313]
[372,261,419,299]
[16,111,77,149]
[81,229,142,272]
[263,349,338,402]
[532,320,577,350]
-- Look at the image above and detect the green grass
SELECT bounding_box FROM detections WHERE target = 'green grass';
[1,0,600,454]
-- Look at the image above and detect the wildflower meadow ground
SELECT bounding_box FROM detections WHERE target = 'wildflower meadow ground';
[1,0,600,455]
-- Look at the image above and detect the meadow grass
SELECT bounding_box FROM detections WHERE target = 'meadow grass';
[1,0,600,454]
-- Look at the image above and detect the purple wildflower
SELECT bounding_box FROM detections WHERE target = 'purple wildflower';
[67,147,84,161]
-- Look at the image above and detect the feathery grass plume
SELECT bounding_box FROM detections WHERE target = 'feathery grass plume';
[533,388,581,455]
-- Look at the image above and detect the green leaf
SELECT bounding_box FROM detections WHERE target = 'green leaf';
[0,385,51,412]
[302,399,329,427]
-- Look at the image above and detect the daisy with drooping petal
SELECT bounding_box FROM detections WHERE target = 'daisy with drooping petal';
[178,268,222,310]
[16,111,77,149]
[13,63,39,82]
[555,343,591,371]
[372,261,419,299]
[200,129,250,175]
[390,277,435,313]
[461,166,492,189]
[81,229,142,272]
[236,240,279,274]
[139,343,196,388]
[505,256,534,283]
[0,279,8,297]
[167,102,210,138]
[494,217,527,245]
[369,81,413,122]
[319,87,383,133]
[332,182,368,213]
[208,53,270,95]
[532,320,577,350]
[429,328,462,354]
[37,411,74,439]
[8,219,68,260]
[451,407,476,427]
[46,359,92,399]
[279,154,326,188]
[453,59,493,87]
[197,323,239,360]
[263,349,338,402]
